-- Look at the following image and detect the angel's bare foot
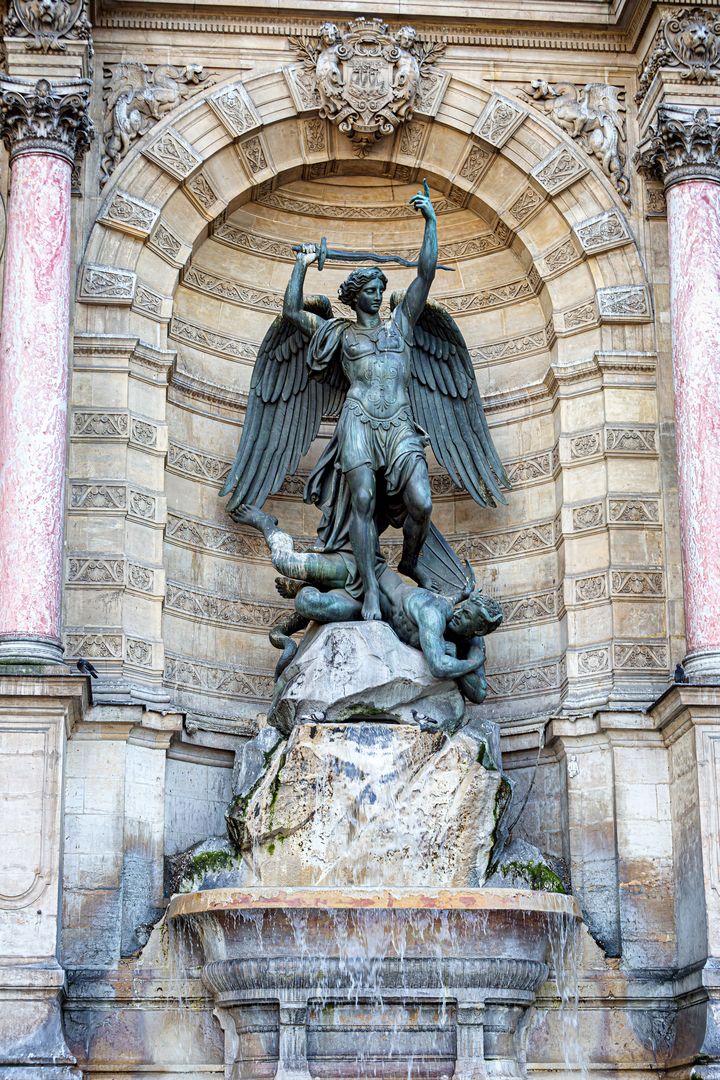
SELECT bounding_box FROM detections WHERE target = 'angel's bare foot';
[362,589,382,621]
[398,559,438,592]
[275,575,303,600]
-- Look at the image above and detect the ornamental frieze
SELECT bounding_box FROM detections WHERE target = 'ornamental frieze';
[289,18,445,155]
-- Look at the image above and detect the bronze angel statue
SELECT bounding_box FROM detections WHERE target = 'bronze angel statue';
[221,181,509,632]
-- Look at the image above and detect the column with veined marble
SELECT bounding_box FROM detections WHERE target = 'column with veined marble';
[637,103,720,681]
[0,77,92,665]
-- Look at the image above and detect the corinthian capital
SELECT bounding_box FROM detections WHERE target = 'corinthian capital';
[635,103,720,188]
[0,76,93,164]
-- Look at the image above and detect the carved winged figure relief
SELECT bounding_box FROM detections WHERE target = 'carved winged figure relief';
[101,62,207,185]
[526,80,630,205]
[222,182,509,630]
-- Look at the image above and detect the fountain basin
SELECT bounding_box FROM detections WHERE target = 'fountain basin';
[168,887,580,1080]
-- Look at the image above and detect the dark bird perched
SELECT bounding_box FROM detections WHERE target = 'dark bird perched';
[674,662,688,684]
[76,658,99,679]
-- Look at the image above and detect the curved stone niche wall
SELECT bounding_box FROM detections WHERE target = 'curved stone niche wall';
[66,70,667,729]
[164,168,563,725]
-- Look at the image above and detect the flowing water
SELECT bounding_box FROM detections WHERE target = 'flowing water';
[548,911,590,1079]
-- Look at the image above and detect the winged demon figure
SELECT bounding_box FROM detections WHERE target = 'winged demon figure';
[221,180,510,633]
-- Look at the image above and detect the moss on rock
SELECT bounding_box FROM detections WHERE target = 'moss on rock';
[499,858,565,894]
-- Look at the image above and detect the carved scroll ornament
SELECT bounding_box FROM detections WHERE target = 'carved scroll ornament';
[522,80,630,205]
[637,6,720,104]
[289,18,445,156]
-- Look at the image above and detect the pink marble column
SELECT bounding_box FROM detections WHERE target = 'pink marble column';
[667,179,720,678]
[0,78,91,664]
[638,103,720,679]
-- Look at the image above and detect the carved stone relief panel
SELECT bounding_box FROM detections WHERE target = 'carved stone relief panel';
[147,222,189,268]
[142,127,202,180]
[472,93,527,147]
[97,191,160,239]
[597,285,652,322]
[573,209,631,254]
[507,185,545,224]
[288,18,445,155]
[531,143,589,194]
[77,265,136,304]
[208,81,260,137]
[4,0,91,53]
[522,81,630,204]
[101,63,209,185]
[637,7,720,104]
[184,171,224,220]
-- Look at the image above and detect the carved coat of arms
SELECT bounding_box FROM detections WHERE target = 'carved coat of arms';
[290,18,444,155]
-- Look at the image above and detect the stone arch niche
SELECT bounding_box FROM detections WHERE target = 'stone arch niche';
[67,67,665,729]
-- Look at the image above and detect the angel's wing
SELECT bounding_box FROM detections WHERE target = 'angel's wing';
[103,62,149,112]
[221,296,345,511]
[392,293,510,507]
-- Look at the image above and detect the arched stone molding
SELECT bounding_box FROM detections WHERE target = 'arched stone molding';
[68,67,665,721]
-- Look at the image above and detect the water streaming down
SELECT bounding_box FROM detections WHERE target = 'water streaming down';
[548,912,590,1080]
[167,625,582,1077]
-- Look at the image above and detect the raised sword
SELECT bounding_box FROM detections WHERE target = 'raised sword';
[291,236,455,273]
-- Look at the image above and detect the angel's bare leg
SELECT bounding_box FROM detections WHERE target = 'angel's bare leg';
[345,465,381,621]
[398,461,434,590]
[232,505,346,588]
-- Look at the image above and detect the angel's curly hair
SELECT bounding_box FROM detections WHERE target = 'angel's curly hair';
[338,267,388,310]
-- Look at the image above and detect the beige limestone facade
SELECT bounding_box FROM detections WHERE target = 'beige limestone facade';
[2,0,720,1076]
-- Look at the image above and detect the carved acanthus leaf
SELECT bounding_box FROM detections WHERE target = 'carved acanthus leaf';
[0,76,93,162]
[636,103,720,187]
[522,80,630,205]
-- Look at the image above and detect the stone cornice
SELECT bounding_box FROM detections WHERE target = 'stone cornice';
[635,102,720,187]
[0,76,93,163]
[94,5,635,51]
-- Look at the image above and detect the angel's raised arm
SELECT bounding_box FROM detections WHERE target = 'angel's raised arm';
[402,181,438,327]
[283,246,325,337]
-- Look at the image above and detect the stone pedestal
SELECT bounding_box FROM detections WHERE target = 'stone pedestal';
[0,675,88,1079]
[651,685,720,1076]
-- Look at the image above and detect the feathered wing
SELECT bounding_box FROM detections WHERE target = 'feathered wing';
[221,296,345,511]
[393,293,510,507]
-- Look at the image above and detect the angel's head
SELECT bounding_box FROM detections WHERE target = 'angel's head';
[448,590,502,639]
[395,26,417,50]
[338,266,388,315]
[319,21,340,48]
